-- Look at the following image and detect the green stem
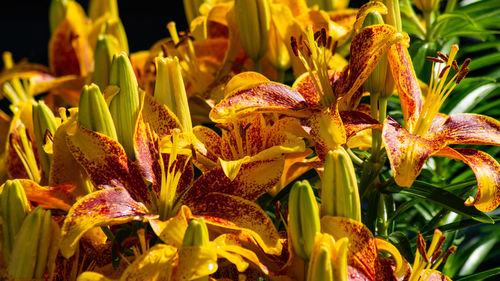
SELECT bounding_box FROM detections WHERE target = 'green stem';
[346,148,363,166]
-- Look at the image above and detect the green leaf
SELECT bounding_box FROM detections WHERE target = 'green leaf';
[387,183,494,224]
[456,267,500,281]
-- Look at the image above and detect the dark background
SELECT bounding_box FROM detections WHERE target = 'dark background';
[0,0,366,66]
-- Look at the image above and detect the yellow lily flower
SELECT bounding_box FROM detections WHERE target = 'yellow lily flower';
[382,44,500,212]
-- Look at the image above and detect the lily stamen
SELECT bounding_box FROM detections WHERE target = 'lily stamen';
[412,45,472,136]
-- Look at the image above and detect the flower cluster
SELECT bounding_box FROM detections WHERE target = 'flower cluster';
[0,0,498,280]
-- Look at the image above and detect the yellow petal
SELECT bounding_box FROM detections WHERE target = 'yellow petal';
[60,187,149,258]
[436,147,500,212]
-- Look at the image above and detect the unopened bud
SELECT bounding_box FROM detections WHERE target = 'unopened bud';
[103,17,129,55]
[182,218,210,247]
[8,206,54,279]
[154,56,193,133]
[78,84,118,140]
[0,180,30,263]
[321,147,361,221]
[414,0,439,13]
[266,21,291,71]
[234,0,271,62]
[32,101,58,179]
[92,35,120,89]
[288,180,321,261]
[109,52,141,160]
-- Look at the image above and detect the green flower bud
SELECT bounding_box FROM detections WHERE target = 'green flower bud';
[103,17,129,55]
[8,206,54,279]
[92,35,120,90]
[321,147,361,221]
[414,0,439,14]
[362,11,393,98]
[78,84,118,140]
[288,180,321,261]
[88,0,119,21]
[33,101,58,179]
[182,218,210,248]
[306,234,349,281]
[0,180,30,263]
[109,52,140,160]
[49,0,70,33]
[154,56,193,133]
[234,0,271,63]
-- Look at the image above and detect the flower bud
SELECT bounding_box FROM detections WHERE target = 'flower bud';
[362,11,393,98]
[182,218,210,248]
[109,52,140,160]
[307,243,333,281]
[266,20,291,71]
[288,180,321,261]
[78,84,118,140]
[321,147,361,221]
[234,0,271,62]
[49,0,70,33]
[32,101,58,179]
[103,17,130,55]
[0,179,30,263]
[154,56,193,133]
[8,206,54,279]
[88,0,119,21]
[92,35,120,90]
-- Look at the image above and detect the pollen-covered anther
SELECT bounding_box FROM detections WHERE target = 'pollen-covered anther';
[441,246,456,264]
[291,36,299,57]
[452,60,459,71]
[436,51,449,62]
[416,232,428,263]
[425,56,444,63]
[438,65,451,79]
[320,28,327,48]
[456,58,471,84]
[430,249,442,263]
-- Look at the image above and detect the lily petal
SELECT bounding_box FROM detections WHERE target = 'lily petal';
[188,192,282,255]
[335,24,405,102]
[320,216,379,280]
[60,187,149,258]
[66,120,150,204]
[141,94,182,138]
[17,179,75,211]
[182,157,284,203]
[387,43,422,131]
[383,117,444,187]
[435,147,500,212]
[431,113,500,146]
[210,80,310,123]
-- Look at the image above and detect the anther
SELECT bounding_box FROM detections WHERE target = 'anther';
[430,249,442,263]
[417,232,429,263]
[441,246,456,264]
[303,40,312,57]
[290,36,299,57]
[314,31,321,42]
[326,36,332,50]
[161,43,168,57]
[320,28,327,48]
[426,56,444,63]
[436,51,448,62]
[331,40,338,54]
[452,60,459,71]
[439,65,451,79]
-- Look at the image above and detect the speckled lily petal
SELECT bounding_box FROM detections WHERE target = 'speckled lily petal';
[66,120,150,204]
[435,147,500,212]
[189,193,282,256]
[17,179,75,211]
[210,78,310,123]
[387,43,422,132]
[382,117,444,187]
[60,187,149,258]
[430,113,500,146]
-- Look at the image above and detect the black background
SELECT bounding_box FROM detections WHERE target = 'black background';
[0,0,365,66]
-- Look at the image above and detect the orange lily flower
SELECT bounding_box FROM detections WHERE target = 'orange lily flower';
[382,44,500,212]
